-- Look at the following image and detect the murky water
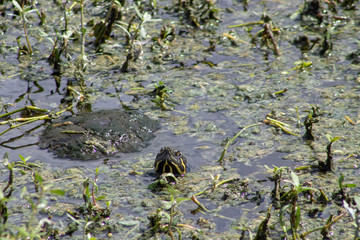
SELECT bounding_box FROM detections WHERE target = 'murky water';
[1,0,360,238]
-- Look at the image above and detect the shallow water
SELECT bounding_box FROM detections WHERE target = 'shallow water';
[1,0,360,238]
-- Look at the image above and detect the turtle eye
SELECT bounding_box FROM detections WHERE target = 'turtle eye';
[175,151,180,156]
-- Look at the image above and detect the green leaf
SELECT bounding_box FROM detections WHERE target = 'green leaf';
[248,229,254,240]
[151,0,157,8]
[264,165,271,171]
[302,61,312,68]
[80,27,87,35]
[34,172,43,184]
[115,23,131,38]
[162,211,171,221]
[344,183,356,188]
[133,5,142,20]
[50,189,66,196]
[12,0,23,13]
[19,154,25,163]
[147,181,159,190]
[96,195,106,201]
[279,204,290,229]
[66,213,84,225]
[338,174,344,188]
[290,171,300,189]
[297,187,318,193]
[139,25,147,38]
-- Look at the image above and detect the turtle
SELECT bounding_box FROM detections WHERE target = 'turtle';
[39,110,160,160]
[154,146,188,176]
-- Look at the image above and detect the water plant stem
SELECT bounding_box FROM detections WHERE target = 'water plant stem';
[0,106,48,119]
[265,117,300,136]
[22,16,32,54]
[80,0,85,58]
[218,122,263,164]
[0,106,71,136]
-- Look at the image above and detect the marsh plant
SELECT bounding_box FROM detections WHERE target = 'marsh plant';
[332,174,356,206]
[254,204,272,240]
[118,8,161,72]
[66,167,111,238]
[318,134,340,172]
[151,81,173,110]
[92,3,120,48]
[12,0,38,55]
[303,106,320,141]
[279,171,317,239]
[145,195,185,239]
[0,153,64,239]
[176,0,220,28]
[0,153,114,239]
[265,165,287,209]
[344,196,360,239]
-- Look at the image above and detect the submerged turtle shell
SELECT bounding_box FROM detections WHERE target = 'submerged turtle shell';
[39,110,160,160]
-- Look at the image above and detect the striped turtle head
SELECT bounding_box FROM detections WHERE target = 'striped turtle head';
[154,146,187,176]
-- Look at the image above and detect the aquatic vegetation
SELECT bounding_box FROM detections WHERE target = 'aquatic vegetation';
[92,4,120,48]
[264,116,300,137]
[175,0,220,28]
[151,81,173,110]
[279,171,318,239]
[343,196,360,239]
[332,174,356,205]
[229,12,281,56]
[151,24,176,53]
[0,106,70,137]
[259,14,281,56]
[293,35,320,53]
[218,123,263,164]
[12,0,35,55]
[300,0,324,24]
[1,0,360,239]
[0,153,64,239]
[319,25,334,57]
[66,167,111,238]
[265,165,287,209]
[317,134,340,172]
[254,204,272,240]
[303,106,320,141]
[145,195,192,239]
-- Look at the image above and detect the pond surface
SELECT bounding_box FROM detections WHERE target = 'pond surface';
[1,0,360,239]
